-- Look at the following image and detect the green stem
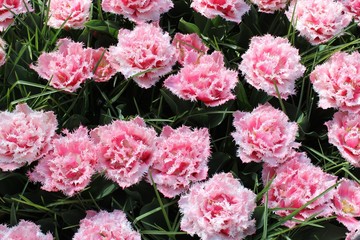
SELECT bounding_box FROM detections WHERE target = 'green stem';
[148,171,175,239]
[273,80,286,115]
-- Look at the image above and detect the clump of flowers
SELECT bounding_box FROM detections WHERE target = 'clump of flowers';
[0,0,34,31]
[232,104,299,166]
[90,117,157,189]
[73,210,141,240]
[28,126,97,197]
[0,103,57,171]
[179,172,257,240]
[251,0,288,13]
[164,51,238,107]
[325,111,360,167]
[89,48,117,82]
[310,51,360,112]
[102,0,173,23]
[340,0,360,26]
[264,152,337,228]
[109,23,177,88]
[149,125,210,198]
[239,35,305,99]
[285,0,352,45]
[191,0,250,23]
[0,220,53,240]
[0,37,7,67]
[30,38,93,92]
[333,179,360,231]
[47,0,91,29]
[172,33,208,65]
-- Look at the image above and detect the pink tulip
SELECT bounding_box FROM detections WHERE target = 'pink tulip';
[239,35,305,99]
[91,117,157,189]
[0,103,57,171]
[149,125,210,198]
[179,172,257,240]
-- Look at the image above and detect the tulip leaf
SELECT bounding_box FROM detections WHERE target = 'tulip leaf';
[178,18,201,35]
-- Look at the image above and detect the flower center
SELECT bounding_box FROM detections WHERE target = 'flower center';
[342,199,355,214]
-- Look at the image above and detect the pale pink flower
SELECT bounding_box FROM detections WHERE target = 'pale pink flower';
[102,0,173,23]
[0,220,53,240]
[285,0,352,45]
[172,33,208,66]
[148,125,210,198]
[261,162,277,185]
[0,225,6,239]
[310,51,360,112]
[164,51,238,107]
[179,172,257,240]
[346,225,360,240]
[251,0,288,13]
[261,151,310,184]
[91,117,157,188]
[73,210,141,240]
[0,103,57,171]
[239,35,305,99]
[28,126,97,197]
[232,104,300,166]
[325,111,360,167]
[47,0,91,29]
[109,23,177,88]
[89,48,117,82]
[264,152,337,228]
[30,38,93,92]
[0,37,6,67]
[0,0,34,31]
[191,0,250,23]
[333,179,360,231]
[341,0,360,26]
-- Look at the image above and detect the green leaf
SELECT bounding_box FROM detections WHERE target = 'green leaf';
[290,223,346,240]
[160,89,194,115]
[10,203,17,226]
[250,88,272,106]
[235,81,252,111]
[188,107,233,129]
[62,114,90,130]
[60,210,85,226]
[84,20,119,38]
[253,206,265,230]
[178,18,201,35]
[140,230,187,235]
[207,110,227,128]
[86,176,118,200]
[139,198,169,230]
[160,89,178,114]
[208,152,232,175]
